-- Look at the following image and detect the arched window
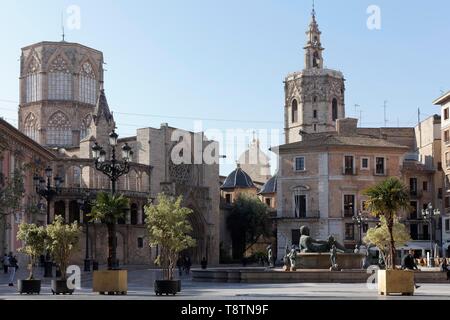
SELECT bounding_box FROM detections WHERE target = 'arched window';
[313,51,320,68]
[80,114,92,140]
[48,55,72,100]
[25,56,42,103]
[72,166,81,188]
[24,113,38,142]
[332,98,338,122]
[130,204,138,225]
[291,99,298,123]
[79,62,97,105]
[47,111,72,146]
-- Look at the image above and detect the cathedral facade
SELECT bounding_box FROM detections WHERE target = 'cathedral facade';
[11,40,220,266]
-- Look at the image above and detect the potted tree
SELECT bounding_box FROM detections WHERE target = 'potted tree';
[364,177,413,296]
[16,223,47,294]
[46,215,82,295]
[145,193,196,296]
[89,192,129,295]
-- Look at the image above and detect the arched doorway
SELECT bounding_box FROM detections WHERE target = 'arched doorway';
[182,208,206,264]
[54,201,65,221]
[69,200,80,223]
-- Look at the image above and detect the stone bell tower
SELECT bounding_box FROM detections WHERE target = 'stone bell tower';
[284,6,346,144]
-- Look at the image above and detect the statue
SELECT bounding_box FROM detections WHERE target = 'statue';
[288,248,298,271]
[267,245,274,268]
[283,246,291,271]
[299,226,349,253]
[329,244,340,271]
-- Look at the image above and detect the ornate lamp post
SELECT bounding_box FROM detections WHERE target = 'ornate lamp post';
[77,190,92,272]
[421,203,440,267]
[33,166,64,225]
[91,129,133,269]
[353,211,369,249]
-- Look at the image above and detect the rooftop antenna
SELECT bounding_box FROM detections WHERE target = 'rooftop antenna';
[61,11,65,42]
[383,100,388,127]
[354,104,360,118]
[312,0,315,16]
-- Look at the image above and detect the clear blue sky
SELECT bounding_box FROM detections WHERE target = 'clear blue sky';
[1,0,449,175]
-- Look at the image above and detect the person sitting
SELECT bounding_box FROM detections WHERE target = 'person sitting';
[402,250,420,289]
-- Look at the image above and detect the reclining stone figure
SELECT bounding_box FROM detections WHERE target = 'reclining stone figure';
[299,226,349,253]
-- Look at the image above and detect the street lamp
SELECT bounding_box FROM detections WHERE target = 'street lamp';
[353,211,369,249]
[91,129,133,270]
[33,166,64,225]
[77,190,92,272]
[421,203,440,267]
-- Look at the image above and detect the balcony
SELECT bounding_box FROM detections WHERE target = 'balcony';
[411,234,431,241]
[277,211,321,220]
[409,190,423,198]
[343,210,355,218]
[343,168,356,176]
[58,187,149,199]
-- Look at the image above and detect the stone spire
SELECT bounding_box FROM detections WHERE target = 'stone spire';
[304,2,324,69]
[93,89,114,125]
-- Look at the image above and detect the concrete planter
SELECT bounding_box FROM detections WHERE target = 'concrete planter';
[154,280,179,296]
[51,279,75,295]
[92,270,128,295]
[18,279,41,295]
[378,269,415,296]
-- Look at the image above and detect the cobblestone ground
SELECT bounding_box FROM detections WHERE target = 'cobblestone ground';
[1,266,450,300]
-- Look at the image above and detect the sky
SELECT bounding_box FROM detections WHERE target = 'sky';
[0,0,449,176]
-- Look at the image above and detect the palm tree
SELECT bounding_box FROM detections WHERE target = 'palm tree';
[89,192,129,270]
[363,177,410,269]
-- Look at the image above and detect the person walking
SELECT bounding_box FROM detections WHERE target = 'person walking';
[2,254,9,274]
[184,256,192,275]
[401,250,420,289]
[176,255,183,276]
[8,254,18,287]
[441,258,450,281]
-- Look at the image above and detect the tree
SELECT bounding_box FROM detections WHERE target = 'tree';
[0,167,26,255]
[363,177,410,269]
[144,193,196,281]
[46,215,82,280]
[17,223,47,280]
[227,194,271,260]
[364,216,411,266]
[89,192,129,269]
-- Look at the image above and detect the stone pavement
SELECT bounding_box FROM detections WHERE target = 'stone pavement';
[1,266,450,300]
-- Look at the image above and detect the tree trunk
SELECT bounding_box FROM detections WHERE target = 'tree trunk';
[107,223,117,270]
[387,217,396,270]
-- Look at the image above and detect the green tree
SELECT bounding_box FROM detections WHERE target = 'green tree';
[363,177,410,269]
[144,193,196,281]
[226,194,271,260]
[364,216,411,266]
[17,223,47,280]
[89,192,129,269]
[46,215,82,280]
[0,167,26,255]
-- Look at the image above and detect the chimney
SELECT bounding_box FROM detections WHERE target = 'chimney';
[336,118,358,135]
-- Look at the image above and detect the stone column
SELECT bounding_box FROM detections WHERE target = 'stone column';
[65,200,70,223]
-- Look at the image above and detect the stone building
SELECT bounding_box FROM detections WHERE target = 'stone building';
[13,40,220,266]
[237,138,272,184]
[273,8,446,260]
[0,117,55,264]
[434,91,450,256]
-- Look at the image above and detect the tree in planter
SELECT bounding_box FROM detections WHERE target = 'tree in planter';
[46,215,82,281]
[17,223,47,280]
[145,193,196,281]
[89,192,129,269]
[364,216,411,267]
[0,167,26,255]
[226,194,271,260]
[363,177,410,269]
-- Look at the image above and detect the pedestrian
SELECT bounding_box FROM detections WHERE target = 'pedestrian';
[176,255,183,276]
[2,254,9,274]
[201,257,208,270]
[441,258,450,281]
[8,254,18,287]
[401,249,420,289]
[184,256,191,275]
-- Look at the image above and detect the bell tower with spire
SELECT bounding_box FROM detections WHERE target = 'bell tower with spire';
[283,3,346,143]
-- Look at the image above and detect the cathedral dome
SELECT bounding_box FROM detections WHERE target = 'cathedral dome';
[259,174,277,195]
[221,165,256,190]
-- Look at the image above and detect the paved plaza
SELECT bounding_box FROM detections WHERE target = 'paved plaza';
[1,266,450,300]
